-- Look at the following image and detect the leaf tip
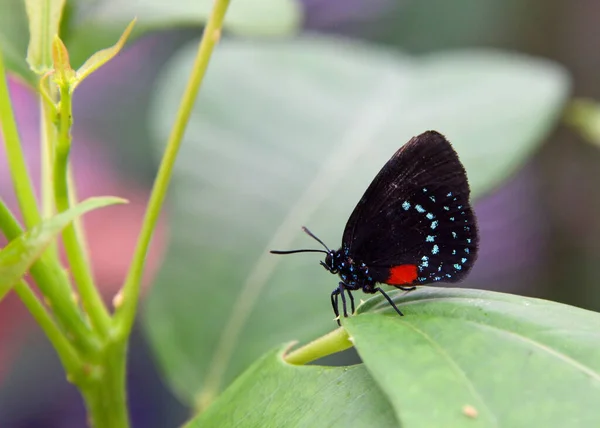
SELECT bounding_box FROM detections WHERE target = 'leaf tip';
[87,196,129,206]
[73,18,138,90]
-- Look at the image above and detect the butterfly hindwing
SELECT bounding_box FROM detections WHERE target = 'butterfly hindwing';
[341,131,479,286]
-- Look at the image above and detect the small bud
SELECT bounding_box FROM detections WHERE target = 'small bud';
[112,289,124,309]
[51,35,75,87]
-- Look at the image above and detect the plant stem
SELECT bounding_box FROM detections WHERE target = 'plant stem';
[13,280,81,375]
[67,165,93,268]
[0,48,42,229]
[0,197,99,354]
[79,343,129,428]
[53,84,111,338]
[284,327,354,365]
[39,81,60,258]
[114,0,232,338]
[0,53,93,351]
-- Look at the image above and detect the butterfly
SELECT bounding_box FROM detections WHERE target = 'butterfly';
[271,131,479,324]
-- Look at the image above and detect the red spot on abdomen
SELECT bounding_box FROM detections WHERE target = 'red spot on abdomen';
[386,264,418,285]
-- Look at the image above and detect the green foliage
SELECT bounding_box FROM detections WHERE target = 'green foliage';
[0,0,234,426]
[0,197,125,302]
[0,0,300,84]
[187,345,398,428]
[348,288,600,427]
[24,0,66,74]
[189,288,600,427]
[143,36,570,404]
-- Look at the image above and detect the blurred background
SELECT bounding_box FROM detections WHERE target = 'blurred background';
[1,0,599,426]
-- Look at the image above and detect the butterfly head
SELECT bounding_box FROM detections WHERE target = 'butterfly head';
[320,251,338,274]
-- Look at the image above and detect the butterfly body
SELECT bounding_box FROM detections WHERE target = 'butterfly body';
[271,130,479,324]
[320,247,417,320]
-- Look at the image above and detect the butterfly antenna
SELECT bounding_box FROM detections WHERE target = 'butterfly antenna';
[301,226,331,252]
[270,249,328,255]
[270,226,331,255]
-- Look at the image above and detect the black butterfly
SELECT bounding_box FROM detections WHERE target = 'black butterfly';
[271,131,479,324]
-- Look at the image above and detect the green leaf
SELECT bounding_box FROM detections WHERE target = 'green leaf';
[143,36,570,403]
[0,196,126,301]
[565,98,600,145]
[344,287,600,427]
[25,0,66,74]
[85,0,301,37]
[186,344,398,427]
[0,0,122,84]
[72,19,136,91]
[0,0,34,84]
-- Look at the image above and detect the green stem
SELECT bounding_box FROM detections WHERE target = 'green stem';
[39,79,60,258]
[0,197,99,354]
[114,0,232,338]
[13,280,81,375]
[0,48,42,229]
[284,327,353,365]
[53,84,111,337]
[79,343,129,428]
[67,164,93,269]
[0,52,90,351]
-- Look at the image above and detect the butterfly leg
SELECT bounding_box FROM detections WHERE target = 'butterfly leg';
[374,287,404,317]
[339,285,349,318]
[331,288,340,324]
[347,289,356,315]
[397,285,416,292]
[331,283,358,325]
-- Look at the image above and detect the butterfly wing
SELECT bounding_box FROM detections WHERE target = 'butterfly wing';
[342,131,478,286]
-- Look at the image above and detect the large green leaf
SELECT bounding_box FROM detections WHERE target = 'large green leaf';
[344,287,600,427]
[191,288,600,427]
[83,0,301,37]
[186,344,398,428]
[0,196,126,301]
[143,36,570,403]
